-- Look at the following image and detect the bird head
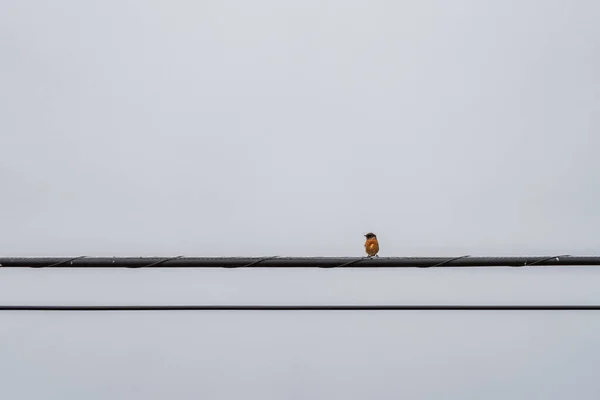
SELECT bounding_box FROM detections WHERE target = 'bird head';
[364,232,377,239]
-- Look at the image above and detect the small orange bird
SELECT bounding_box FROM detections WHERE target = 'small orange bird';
[364,232,379,257]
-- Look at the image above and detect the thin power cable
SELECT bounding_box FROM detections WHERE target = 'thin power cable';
[321,257,370,268]
[419,255,471,268]
[126,256,184,269]
[230,256,280,268]
[525,255,570,266]
[29,256,86,268]
[0,305,598,311]
[1,255,594,268]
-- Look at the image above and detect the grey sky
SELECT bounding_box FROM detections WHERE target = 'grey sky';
[1,1,599,399]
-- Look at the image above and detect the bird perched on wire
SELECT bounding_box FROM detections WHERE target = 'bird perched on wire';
[364,232,379,257]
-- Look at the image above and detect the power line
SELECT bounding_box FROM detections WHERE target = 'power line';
[0,305,598,311]
[1,255,599,268]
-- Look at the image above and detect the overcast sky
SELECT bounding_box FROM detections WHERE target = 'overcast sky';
[1,1,599,399]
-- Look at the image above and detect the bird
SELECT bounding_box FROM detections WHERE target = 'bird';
[364,232,379,257]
